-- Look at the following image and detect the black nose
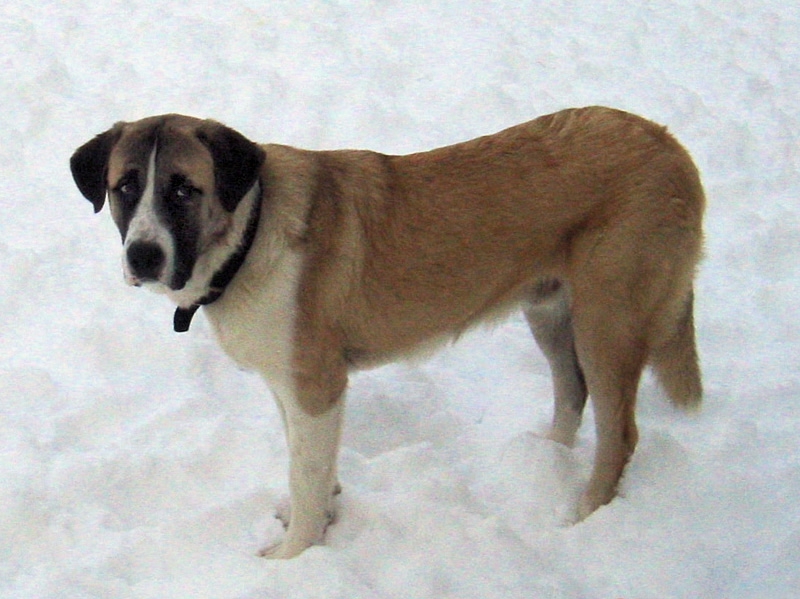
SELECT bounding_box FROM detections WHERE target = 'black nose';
[127,241,165,281]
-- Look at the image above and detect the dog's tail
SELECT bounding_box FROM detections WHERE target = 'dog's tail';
[649,289,703,410]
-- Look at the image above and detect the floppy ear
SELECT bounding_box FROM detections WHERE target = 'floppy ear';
[70,126,122,213]
[196,122,266,212]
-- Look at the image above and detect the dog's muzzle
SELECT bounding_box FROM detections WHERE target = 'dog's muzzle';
[126,240,166,285]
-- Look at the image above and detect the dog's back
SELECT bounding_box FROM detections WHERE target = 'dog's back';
[301,107,704,370]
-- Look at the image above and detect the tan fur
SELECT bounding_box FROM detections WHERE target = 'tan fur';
[246,106,704,537]
[74,106,704,557]
[271,107,704,409]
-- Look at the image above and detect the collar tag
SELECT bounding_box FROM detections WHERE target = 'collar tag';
[174,305,200,333]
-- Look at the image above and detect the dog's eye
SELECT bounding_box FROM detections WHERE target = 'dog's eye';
[172,183,199,202]
[115,178,139,203]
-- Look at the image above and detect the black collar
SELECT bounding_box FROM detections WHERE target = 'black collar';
[173,191,262,333]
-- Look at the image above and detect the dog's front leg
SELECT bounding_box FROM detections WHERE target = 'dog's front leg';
[260,374,345,559]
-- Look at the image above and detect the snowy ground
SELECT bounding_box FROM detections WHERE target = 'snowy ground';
[1,1,799,597]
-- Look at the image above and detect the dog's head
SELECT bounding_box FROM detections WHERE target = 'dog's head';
[70,114,265,301]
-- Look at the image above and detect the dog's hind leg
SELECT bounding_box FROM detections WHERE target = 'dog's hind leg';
[568,270,648,520]
[525,279,588,447]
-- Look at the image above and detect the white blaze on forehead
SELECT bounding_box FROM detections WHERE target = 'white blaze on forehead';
[122,144,176,287]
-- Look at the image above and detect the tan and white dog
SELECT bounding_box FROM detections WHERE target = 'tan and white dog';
[70,106,704,558]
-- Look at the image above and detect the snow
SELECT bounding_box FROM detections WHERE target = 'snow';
[1,0,799,597]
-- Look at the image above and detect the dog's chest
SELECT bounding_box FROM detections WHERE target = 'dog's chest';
[202,250,303,384]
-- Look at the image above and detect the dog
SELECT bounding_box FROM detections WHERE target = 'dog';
[70,106,704,558]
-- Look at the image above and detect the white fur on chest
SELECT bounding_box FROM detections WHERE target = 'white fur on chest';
[202,247,303,390]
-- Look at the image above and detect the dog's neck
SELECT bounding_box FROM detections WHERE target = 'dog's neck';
[173,183,263,333]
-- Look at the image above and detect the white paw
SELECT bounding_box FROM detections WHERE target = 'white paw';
[273,483,341,530]
[259,500,338,559]
[272,500,338,531]
[258,537,313,560]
